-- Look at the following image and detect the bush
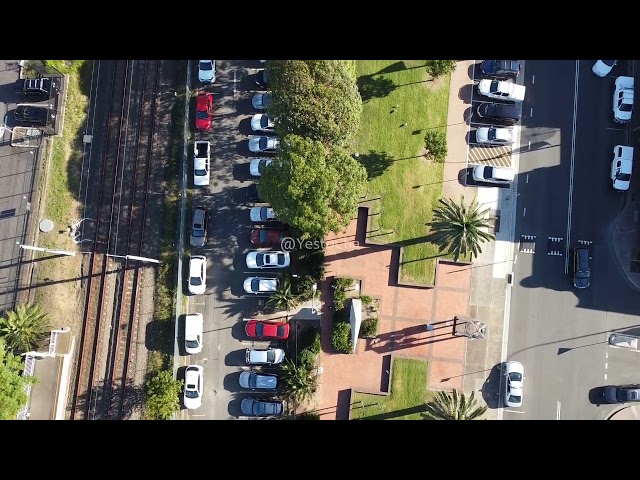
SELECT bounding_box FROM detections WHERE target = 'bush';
[359,318,379,338]
[298,411,321,420]
[299,328,321,354]
[359,295,373,305]
[299,348,318,370]
[425,60,456,78]
[331,321,352,353]
[296,248,326,280]
[424,129,447,163]
[295,275,318,301]
[333,277,354,310]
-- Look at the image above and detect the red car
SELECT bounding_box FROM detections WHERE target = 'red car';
[245,320,290,340]
[250,228,291,247]
[195,92,213,131]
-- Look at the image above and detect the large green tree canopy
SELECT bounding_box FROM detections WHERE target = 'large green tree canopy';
[267,60,362,146]
[0,339,37,420]
[258,134,367,239]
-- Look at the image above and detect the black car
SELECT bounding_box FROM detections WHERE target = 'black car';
[573,247,591,289]
[15,77,59,99]
[14,105,50,126]
[480,60,521,78]
[476,102,522,124]
[603,385,640,404]
[246,184,262,203]
[255,69,269,88]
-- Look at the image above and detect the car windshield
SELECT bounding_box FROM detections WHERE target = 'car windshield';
[259,137,268,150]
[190,275,202,286]
[194,169,207,176]
[603,60,616,67]
[277,325,285,337]
[191,229,203,237]
[251,278,260,291]
[488,128,496,140]
[261,208,268,220]
[185,384,199,398]
[489,81,499,93]
[266,350,275,362]
[258,230,268,243]
[617,172,632,181]
[256,254,265,267]
[484,166,494,179]
[196,111,209,119]
[261,116,270,128]
[200,61,212,70]
[620,103,633,112]
[186,338,200,348]
[277,253,285,264]
[508,395,521,403]
[255,323,263,336]
[264,94,271,106]
[509,372,523,382]
[617,390,629,402]
[259,160,269,173]
[629,390,640,400]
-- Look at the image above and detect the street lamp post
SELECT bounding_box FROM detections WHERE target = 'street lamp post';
[311,283,317,314]
[106,254,161,264]
[20,244,75,256]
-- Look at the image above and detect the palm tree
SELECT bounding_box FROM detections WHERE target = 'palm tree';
[0,303,51,354]
[430,195,495,261]
[279,359,319,404]
[267,279,300,314]
[422,389,487,420]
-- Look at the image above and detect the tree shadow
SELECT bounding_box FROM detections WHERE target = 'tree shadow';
[357,75,396,103]
[357,150,394,179]
[373,61,409,75]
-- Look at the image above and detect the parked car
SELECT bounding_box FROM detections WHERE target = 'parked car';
[249,158,273,177]
[592,60,617,77]
[250,227,290,247]
[243,276,279,294]
[252,92,271,111]
[251,113,275,133]
[241,397,285,417]
[613,76,634,123]
[250,206,276,222]
[14,105,51,126]
[245,319,290,339]
[189,206,208,248]
[608,333,640,351]
[239,371,279,390]
[183,365,204,409]
[15,77,59,99]
[246,251,290,269]
[611,145,634,191]
[184,313,203,355]
[195,92,213,130]
[476,102,522,124]
[255,69,269,87]
[472,165,515,185]
[602,384,640,404]
[249,136,279,153]
[573,247,591,289]
[246,184,263,202]
[198,60,216,84]
[504,361,524,408]
[245,347,286,365]
[480,60,521,78]
[193,141,211,187]
[188,255,207,295]
[477,79,526,102]
[475,126,514,145]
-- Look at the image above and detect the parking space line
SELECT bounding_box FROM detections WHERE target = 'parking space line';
[532,75,535,85]
[471,99,487,104]
[530,107,533,117]
[606,127,624,131]
[504,409,525,414]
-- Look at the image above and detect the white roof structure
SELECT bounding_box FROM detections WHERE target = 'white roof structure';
[350,298,362,353]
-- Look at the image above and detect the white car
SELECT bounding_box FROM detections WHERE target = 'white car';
[245,347,286,365]
[477,79,526,102]
[249,136,279,153]
[249,158,273,177]
[198,60,216,84]
[611,145,634,191]
[188,255,206,295]
[246,251,290,269]
[183,365,204,409]
[193,155,210,186]
[252,92,271,111]
[504,361,524,408]
[472,165,515,185]
[475,126,514,145]
[184,313,203,355]
[613,76,634,123]
[244,276,279,294]
[592,60,617,77]
[251,114,275,133]
[250,206,276,222]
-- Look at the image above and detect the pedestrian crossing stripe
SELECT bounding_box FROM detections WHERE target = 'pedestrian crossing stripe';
[577,240,593,245]
[547,251,563,256]
[547,237,564,242]
[521,235,536,240]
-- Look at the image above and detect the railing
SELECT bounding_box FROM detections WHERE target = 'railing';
[16,354,37,419]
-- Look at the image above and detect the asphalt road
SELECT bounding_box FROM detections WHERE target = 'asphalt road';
[505,60,640,420]
[177,60,283,420]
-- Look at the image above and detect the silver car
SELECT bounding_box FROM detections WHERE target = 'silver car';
[252,92,271,111]
[239,371,278,390]
[189,206,208,248]
[245,348,286,365]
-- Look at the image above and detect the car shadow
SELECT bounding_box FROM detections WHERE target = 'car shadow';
[223,370,244,393]
[480,363,505,409]
[239,117,254,136]
[225,348,248,366]
[468,61,481,80]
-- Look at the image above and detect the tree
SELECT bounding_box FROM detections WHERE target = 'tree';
[430,196,495,261]
[267,278,300,314]
[0,339,37,420]
[280,359,319,404]
[0,303,51,354]
[424,129,448,163]
[258,135,366,238]
[425,60,457,78]
[268,60,362,146]
[144,370,183,420]
[422,389,487,420]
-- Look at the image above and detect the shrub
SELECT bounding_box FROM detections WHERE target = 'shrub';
[334,277,355,290]
[331,321,352,353]
[295,275,318,301]
[359,317,379,338]
[296,248,326,280]
[424,129,447,163]
[298,411,321,420]
[333,277,354,310]
[299,328,321,353]
[425,60,456,78]
[299,348,318,370]
[359,295,373,305]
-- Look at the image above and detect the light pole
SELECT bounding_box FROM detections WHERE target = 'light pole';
[20,244,76,256]
[106,254,161,264]
[311,283,317,314]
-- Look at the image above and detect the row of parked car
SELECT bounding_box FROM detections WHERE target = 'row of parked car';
[183,61,290,416]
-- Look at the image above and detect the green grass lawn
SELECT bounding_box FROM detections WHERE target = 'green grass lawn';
[350,61,451,285]
[350,357,434,420]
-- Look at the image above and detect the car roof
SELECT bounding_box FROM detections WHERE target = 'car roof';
[492,167,515,181]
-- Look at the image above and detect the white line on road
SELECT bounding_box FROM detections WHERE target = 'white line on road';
[528,140,531,150]
[530,107,533,117]
[504,409,526,414]
[532,75,535,85]
[605,351,609,358]
[523,207,526,217]
[556,401,561,420]
[526,173,529,183]
[233,70,237,97]
[191,414,206,417]
[605,362,608,369]
[565,61,580,275]
[514,255,518,264]
[605,373,608,380]
[606,127,624,131]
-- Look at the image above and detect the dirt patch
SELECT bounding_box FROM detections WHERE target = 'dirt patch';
[425,71,446,91]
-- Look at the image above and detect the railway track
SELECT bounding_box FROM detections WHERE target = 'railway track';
[70,60,161,420]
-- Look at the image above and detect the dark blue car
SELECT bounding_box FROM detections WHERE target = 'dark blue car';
[480,60,521,78]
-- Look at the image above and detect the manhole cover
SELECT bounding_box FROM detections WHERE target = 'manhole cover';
[39,219,54,233]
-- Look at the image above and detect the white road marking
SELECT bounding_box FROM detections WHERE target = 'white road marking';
[514,255,518,264]
[233,70,237,97]
[504,409,525,414]
[523,207,526,217]
[526,173,529,183]
[556,401,561,420]
[606,127,624,131]
[605,362,608,369]
[191,414,206,417]
[532,75,535,85]
[564,60,580,275]
[528,140,531,150]
[605,351,608,358]
[604,373,608,380]
[530,107,533,117]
